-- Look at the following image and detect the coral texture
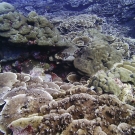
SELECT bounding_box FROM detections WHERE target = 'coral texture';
[0,72,135,135]
[0,5,135,135]
[73,44,122,76]
[0,11,69,46]
[88,58,135,105]
[0,2,15,14]
[52,14,103,34]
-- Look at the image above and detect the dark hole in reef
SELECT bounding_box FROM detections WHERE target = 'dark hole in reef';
[127,81,134,85]
[27,21,35,26]
[87,56,93,61]
[0,102,6,112]
[79,113,84,119]
[6,128,13,135]
[21,105,28,109]
[63,2,94,11]
[102,90,114,95]
[101,59,108,67]
[58,27,69,34]
[105,111,113,118]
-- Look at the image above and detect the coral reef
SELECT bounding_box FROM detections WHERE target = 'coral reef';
[53,26,130,77]
[73,44,122,76]
[39,93,135,135]
[0,72,135,134]
[0,11,70,46]
[61,27,130,56]
[52,14,103,34]
[0,2,15,14]
[87,58,135,106]
[0,4,135,135]
[3,0,135,39]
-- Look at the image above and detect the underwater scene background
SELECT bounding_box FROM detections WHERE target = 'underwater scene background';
[0,0,135,134]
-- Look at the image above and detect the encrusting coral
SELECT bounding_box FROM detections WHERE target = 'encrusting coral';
[73,44,122,76]
[0,72,135,135]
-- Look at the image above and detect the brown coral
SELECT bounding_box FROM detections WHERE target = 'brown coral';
[0,71,135,135]
[38,93,135,135]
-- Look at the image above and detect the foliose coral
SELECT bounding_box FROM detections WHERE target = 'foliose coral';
[0,72,135,135]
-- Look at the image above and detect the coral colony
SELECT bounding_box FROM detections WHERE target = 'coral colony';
[0,1,135,135]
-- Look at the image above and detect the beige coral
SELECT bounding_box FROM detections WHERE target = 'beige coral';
[0,72,18,88]
[8,114,43,135]
[72,36,91,46]
[38,93,135,135]
[74,44,122,76]
[0,69,135,135]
